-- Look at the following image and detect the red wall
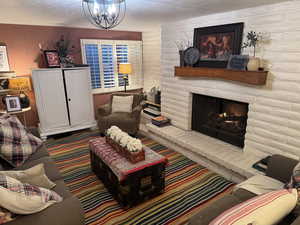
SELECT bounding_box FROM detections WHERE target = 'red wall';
[0,23,142,127]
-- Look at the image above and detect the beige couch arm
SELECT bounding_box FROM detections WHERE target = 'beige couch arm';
[266,154,298,183]
[97,104,111,117]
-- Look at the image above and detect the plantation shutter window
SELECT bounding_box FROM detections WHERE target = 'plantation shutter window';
[84,44,101,89]
[81,39,142,93]
[116,44,129,87]
[101,44,115,88]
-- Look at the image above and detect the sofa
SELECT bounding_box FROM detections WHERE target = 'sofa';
[1,129,85,225]
[189,154,300,225]
[97,93,144,135]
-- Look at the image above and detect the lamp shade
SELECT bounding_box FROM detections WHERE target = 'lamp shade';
[119,63,132,74]
[9,77,32,91]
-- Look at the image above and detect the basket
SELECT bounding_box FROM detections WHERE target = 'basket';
[105,136,145,163]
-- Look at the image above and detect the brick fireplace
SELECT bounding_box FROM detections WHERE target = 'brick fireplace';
[192,94,249,148]
[158,1,300,160]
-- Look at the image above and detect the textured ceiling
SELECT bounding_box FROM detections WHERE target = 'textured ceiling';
[0,0,291,31]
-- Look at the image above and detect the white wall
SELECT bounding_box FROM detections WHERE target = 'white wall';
[161,1,300,158]
[142,28,161,92]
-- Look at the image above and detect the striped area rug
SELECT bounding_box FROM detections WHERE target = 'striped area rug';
[46,130,234,225]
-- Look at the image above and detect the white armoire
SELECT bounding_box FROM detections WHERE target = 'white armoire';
[32,67,96,140]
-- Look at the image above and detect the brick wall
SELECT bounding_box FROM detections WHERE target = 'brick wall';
[142,28,161,92]
[160,1,300,158]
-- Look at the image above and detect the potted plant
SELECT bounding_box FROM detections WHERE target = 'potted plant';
[55,35,76,67]
[242,31,262,71]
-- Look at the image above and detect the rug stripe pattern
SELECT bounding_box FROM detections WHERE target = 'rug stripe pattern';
[46,131,234,225]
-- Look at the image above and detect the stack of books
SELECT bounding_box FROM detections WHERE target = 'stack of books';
[151,116,170,127]
[0,71,16,78]
[143,101,161,117]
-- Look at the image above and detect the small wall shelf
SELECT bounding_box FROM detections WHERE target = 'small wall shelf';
[174,67,268,86]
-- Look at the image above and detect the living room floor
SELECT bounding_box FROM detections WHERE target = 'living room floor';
[45,129,235,225]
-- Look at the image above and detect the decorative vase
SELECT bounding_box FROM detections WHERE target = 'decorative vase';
[247,57,260,71]
[19,93,30,108]
[0,79,9,90]
[179,50,185,67]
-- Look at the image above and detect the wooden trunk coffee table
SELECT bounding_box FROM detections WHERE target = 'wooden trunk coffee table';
[89,137,168,208]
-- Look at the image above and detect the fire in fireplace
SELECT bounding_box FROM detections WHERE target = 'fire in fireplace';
[192,94,249,148]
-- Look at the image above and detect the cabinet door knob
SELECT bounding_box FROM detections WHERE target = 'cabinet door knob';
[68,99,71,101]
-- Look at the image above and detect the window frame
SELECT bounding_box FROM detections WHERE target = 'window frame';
[81,39,143,94]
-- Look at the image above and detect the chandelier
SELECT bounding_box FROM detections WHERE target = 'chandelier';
[82,0,126,30]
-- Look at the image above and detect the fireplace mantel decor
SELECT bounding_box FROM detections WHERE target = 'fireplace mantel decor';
[194,23,244,68]
[174,67,268,85]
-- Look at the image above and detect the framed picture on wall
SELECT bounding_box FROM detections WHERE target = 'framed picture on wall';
[0,43,10,72]
[194,23,244,68]
[4,96,22,112]
[44,50,60,68]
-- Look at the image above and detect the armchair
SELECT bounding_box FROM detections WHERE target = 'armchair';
[97,93,144,135]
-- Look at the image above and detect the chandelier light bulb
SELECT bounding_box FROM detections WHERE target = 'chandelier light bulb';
[108,4,116,16]
[82,0,126,30]
[93,2,100,14]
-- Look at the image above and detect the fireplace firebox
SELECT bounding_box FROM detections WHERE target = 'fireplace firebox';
[192,94,249,148]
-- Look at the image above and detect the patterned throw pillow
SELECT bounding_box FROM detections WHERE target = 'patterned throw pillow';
[0,115,43,167]
[0,175,62,214]
[285,162,300,215]
[285,162,300,189]
[0,207,17,224]
[0,164,56,189]
[209,189,298,225]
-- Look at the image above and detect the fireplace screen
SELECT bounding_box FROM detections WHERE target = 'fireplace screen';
[192,94,249,148]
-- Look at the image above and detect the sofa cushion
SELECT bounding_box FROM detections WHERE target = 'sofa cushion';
[15,157,62,182]
[189,195,242,225]
[232,188,256,202]
[209,189,298,225]
[52,180,72,199]
[0,164,56,189]
[0,157,14,170]
[266,154,298,183]
[111,95,133,113]
[234,174,285,195]
[4,197,84,225]
[0,115,43,167]
[0,175,62,214]
[0,207,17,224]
[101,112,136,125]
[26,145,49,162]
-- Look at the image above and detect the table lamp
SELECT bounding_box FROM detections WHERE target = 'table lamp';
[8,77,31,108]
[119,63,132,92]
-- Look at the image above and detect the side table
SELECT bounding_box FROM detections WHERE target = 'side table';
[0,106,31,126]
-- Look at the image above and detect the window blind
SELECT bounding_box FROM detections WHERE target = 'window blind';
[81,39,142,93]
[101,44,115,88]
[116,44,129,87]
[84,44,101,89]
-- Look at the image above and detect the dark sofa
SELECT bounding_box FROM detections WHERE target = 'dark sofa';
[189,154,300,225]
[1,130,85,225]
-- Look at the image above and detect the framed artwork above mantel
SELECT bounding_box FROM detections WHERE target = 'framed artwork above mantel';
[194,22,244,68]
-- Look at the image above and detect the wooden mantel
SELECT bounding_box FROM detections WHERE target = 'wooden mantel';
[175,67,268,85]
